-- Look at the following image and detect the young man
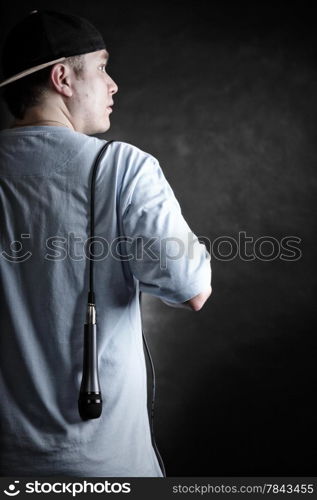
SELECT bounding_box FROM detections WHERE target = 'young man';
[0,10,212,477]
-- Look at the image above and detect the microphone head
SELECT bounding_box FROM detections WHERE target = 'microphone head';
[78,392,102,420]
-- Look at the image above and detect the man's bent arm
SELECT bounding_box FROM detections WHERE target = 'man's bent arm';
[161,285,212,312]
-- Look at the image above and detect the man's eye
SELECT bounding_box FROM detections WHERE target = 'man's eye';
[99,65,107,72]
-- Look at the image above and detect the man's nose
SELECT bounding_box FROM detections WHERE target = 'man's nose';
[108,76,118,95]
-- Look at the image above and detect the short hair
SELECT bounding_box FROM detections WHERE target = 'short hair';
[0,54,85,120]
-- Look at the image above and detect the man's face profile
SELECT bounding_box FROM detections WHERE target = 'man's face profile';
[68,49,118,135]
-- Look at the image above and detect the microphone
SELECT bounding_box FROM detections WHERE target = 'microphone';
[78,141,114,421]
[78,294,102,420]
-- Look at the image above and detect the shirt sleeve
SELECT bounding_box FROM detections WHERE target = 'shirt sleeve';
[121,156,211,303]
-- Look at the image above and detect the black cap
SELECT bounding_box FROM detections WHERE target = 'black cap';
[0,9,106,87]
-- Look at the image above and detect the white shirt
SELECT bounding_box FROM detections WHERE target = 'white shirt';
[0,126,211,476]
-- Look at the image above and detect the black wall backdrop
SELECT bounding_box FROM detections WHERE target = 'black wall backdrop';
[1,1,316,476]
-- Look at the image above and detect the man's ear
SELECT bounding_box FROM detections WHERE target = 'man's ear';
[50,63,73,97]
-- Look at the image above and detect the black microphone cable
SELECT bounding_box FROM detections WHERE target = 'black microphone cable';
[140,291,167,477]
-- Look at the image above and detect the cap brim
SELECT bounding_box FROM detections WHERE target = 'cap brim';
[0,57,66,88]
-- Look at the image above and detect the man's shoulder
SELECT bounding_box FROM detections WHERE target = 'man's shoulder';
[70,132,160,181]
[96,137,158,165]
[87,137,159,178]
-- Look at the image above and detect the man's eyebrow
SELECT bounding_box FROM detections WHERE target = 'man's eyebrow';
[100,50,110,61]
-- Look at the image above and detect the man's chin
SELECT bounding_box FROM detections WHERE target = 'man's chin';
[82,118,110,136]
[91,121,111,135]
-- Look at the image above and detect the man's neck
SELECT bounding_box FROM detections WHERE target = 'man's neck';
[11,107,75,131]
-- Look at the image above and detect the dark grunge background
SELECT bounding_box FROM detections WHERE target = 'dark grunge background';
[0,1,316,476]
